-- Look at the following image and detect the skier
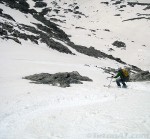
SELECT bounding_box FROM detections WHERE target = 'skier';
[112,67,130,88]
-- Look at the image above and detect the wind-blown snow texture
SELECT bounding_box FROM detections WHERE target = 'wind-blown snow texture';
[0,0,150,139]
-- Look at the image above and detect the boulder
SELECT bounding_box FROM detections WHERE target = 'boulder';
[23,71,93,88]
[112,41,126,48]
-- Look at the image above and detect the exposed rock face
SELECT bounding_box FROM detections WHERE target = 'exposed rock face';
[113,1,122,5]
[23,71,93,87]
[0,8,15,21]
[68,42,127,65]
[2,0,30,13]
[112,41,126,48]
[128,2,150,7]
[144,5,150,10]
[40,8,52,16]
[32,14,70,42]
[34,2,47,8]
[21,24,73,54]
[0,22,39,44]
[130,71,150,81]
[101,2,109,5]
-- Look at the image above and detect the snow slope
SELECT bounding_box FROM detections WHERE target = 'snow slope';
[43,0,150,70]
[0,0,150,139]
[0,38,150,139]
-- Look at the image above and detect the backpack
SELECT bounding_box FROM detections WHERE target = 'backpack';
[121,68,129,77]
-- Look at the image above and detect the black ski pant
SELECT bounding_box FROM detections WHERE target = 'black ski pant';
[116,78,126,87]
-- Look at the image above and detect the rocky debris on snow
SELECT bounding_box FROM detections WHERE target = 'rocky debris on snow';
[0,20,73,54]
[0,0,73,54]
[68,42,143,73]
[0,8,2,14]
[0,29,7,36]
[64,9,72,13]
[9,37,21,44]
[128,2,150,7]
[84,64,90,67]
[104,29,110,32]
[74,11,86,17]
[0,8,15,21]
[40,8,52,16]
[33,0,44,2]
[29,9,38,14]
[144,5,150,10]
[130,71,150,81]
[114,14,121,16]
[137,13,150,17]
[119,9,124,12]
[120,5,126,9]
[32,14,70,42]
[1,0,69,42]
[21,24,73,54]
[76,27,86,30]
[130,65,142,73]
[112,41,126,48]
[123,17,150,22]
[108,48,114,51]
[50,0,87,18]
[1,0,30,14]
[101,2,109,5]
[50,18,66,23]
[0,22,39,44]
[68,42,132,66]
[90,29,96,32]
[34,2,47,8]
[74,6,79,10]
[53,9,60,14]
[113,1,122,5]
[101,67,116,75]
[23,71,93,87]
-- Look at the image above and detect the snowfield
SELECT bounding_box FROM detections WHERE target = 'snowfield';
[0,0,150,139]
[0,39,150,139]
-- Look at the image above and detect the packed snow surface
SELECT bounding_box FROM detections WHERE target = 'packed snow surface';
[0,39,150,139]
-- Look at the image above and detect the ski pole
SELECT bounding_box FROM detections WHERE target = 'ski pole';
[108,77,113,88]
[104,77,113,88]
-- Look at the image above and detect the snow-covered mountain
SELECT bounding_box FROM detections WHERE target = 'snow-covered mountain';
[0,0,150,139]
[1,0,150,70]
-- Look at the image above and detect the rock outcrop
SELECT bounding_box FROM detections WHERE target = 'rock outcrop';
[23,71,93,87]
[112,41,126,48]
[130,71,150,82]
